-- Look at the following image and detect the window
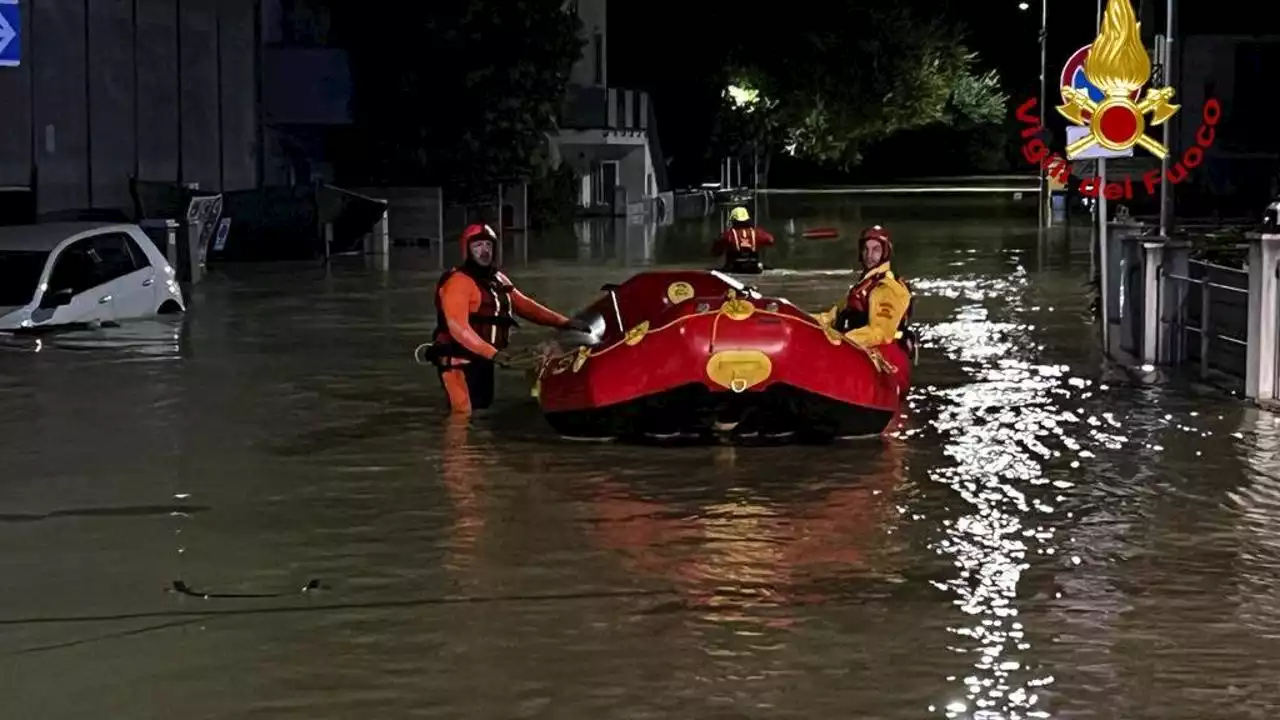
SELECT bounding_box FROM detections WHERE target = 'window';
[86,233,144,284]
[47,240,102,297]
[0,251,50,306]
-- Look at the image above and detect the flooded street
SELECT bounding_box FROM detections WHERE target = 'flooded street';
[3,194,1279,719]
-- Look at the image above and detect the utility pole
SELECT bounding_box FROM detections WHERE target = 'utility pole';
[1097,0,1110,354]
[1037,0,1050,228]
[1158,0,1175,237]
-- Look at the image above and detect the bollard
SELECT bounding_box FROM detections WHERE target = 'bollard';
[183,219,205,284]
[1245,232,1280,402]
[139,219,180,271]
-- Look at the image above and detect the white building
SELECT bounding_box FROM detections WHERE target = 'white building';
[550,0,668,215]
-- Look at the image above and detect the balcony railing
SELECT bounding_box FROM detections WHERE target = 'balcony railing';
[560,85,650,132]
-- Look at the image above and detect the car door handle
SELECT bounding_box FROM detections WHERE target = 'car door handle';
[142,277,154,287]
[98,295,112,304]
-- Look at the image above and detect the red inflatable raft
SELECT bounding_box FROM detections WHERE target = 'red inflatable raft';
[533,270,912,442]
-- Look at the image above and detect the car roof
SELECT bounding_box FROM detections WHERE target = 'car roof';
[0,222,138,252]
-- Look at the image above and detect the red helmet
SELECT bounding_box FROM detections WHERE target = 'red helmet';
[858,225,893,262]
[459,223,497,255]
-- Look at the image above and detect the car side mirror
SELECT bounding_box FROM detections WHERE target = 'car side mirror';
[39,288,73,309]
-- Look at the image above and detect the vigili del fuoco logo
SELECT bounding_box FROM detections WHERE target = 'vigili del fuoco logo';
[1014,0,1221,201]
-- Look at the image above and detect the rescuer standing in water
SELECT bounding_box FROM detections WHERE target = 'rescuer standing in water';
[711,206,775,273]
[427,224,588,414]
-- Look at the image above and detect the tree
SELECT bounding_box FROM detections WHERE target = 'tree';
[712,3,1008,175]
[338,0,584,198]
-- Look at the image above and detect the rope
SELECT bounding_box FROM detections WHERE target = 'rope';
[413,342,549,370]
[413,343,434,365]
[536,299,899,376]
[412,296,902,377]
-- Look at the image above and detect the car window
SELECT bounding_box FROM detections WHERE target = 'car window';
[0,251,50,306]
[46,240,102,297]
[87,233,144,283]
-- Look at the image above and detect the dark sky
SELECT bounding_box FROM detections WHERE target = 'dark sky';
[606,0,1269,185]
[607,0,1260,106]
[607,0,1103,180]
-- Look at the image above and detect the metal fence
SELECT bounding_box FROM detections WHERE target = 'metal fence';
[1163,258,1249,378]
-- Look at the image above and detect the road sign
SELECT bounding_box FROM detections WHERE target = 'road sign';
[213,218,231,252]
[0,0,19,68]
[1061,45,1100,105]
[1066,126,1132,159]
[1060,43,1141,110]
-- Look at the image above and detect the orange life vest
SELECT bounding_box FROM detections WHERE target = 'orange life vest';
[432,268,517,358]
[729,227,759,251]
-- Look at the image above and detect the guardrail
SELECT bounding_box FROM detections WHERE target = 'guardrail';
[1162,259,1249,378]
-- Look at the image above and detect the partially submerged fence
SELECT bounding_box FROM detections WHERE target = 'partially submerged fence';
[1105,223,1280,404]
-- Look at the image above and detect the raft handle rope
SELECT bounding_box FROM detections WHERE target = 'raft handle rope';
[413,342,548,370]
[537,292,900,376]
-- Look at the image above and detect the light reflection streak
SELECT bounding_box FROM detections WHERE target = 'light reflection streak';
[920,269,1117,719]
[1228,410,1280,637]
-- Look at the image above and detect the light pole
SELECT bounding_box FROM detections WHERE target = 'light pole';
[1022,1,1049,228]
[1158,0,1174,238]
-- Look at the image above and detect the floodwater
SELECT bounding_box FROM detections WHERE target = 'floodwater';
[1,194,1278,719]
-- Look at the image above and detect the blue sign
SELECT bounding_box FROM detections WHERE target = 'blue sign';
[0,0,19,68]
[213,218,231,251]
[1061,46,1104,105]
[1060,44,1141,110]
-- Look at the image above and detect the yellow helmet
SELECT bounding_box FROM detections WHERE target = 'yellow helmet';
[728,206,750,223]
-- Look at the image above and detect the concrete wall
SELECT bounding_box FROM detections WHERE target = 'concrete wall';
[569,0,605,87]
[0,0,260,215]
[619,145,651,207]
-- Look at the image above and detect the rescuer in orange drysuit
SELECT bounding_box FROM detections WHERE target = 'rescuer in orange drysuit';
[428,224,588,414]
[711,206,775,273]
[813,225,915,354]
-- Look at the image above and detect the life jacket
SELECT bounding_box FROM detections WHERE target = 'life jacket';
[725,227,761,260]
[431,267,518,359]
[835,268,914,341]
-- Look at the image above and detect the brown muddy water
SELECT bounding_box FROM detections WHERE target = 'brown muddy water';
[1,195,1278,720]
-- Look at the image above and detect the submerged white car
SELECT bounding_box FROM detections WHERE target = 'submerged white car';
[0,222,186,331]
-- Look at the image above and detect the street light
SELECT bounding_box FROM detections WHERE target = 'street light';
[1018,2,1029,9]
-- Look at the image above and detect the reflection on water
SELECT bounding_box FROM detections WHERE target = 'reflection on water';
[582,439,909,619]
[0,318,184,358]
[0,195,1274,719]
[574,217,658,266]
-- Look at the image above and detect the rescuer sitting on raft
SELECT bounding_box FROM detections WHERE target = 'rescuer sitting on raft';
[711,206,775,274]
[427,224,589,415]
[813,225,915,354]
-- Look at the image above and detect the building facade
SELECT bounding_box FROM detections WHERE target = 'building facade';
[0,0,349,218]
[550,0,668,214]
